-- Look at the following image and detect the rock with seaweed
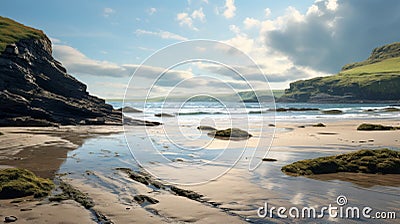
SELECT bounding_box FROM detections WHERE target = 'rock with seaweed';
[281,149,400,176]
[357,123,399,131]
[208,128,252,140]
[0,168,54,199]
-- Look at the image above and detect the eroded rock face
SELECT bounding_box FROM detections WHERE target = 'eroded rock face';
[0,37,122,126]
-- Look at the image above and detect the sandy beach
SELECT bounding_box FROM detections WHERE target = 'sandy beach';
[1,118,399,223]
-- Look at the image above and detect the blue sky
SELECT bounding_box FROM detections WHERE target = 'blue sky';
[2,0,400,98]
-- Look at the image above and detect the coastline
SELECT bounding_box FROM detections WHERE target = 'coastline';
[0,118,399,223]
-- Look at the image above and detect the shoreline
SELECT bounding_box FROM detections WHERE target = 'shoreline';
[1,119,399,223]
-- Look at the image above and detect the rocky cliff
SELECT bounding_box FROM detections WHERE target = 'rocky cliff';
[0,17,122,126]
[279,42,400,103]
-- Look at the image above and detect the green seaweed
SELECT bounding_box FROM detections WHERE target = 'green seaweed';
[0,168,54,199]
[49,180,94,209]
[281,149,400,176]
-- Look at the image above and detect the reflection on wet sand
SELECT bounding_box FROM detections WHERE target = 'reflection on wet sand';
[309,173,400,188]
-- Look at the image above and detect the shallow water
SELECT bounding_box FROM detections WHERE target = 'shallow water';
[58,101,400,222]
[58,123,400,223]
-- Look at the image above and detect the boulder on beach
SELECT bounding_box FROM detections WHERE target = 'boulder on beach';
[312,123,326,127]
[281,148,400,176]
[208,128,252,140]
[357,123,398,131]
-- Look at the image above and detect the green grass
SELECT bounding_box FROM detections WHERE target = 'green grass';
[340,57,400,75]
[0,16,46,53]
[272,89,285,98]
[280,42,400,102]
[0,168,54,199]
[281,149,400,176]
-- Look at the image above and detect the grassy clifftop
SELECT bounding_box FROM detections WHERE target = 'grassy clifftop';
[0,16,46,53]
[279,42,400,102]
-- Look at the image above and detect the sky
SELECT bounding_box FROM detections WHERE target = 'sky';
[1,0,400,99]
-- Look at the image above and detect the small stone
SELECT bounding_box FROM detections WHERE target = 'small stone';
[262,158,278,162]
[20,208,32,211]
[5,216,18,222]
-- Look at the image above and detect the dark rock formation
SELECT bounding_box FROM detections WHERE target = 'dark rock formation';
[0,17,122,126]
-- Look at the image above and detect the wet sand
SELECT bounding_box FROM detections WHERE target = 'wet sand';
[0,126,122,178]
[1,119,399,223]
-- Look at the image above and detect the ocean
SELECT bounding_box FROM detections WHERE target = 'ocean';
[109,101,400,123]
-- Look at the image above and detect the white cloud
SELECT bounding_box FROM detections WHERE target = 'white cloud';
[135,29,188,41]
[264,0,400,73]
[137,46,155,52]
[49,37,61,44]
[147,7,157,15]
[243,17,261,29]
[103,8,115,17]
[223,0,236,19]
[265,8,271,17]
[53,45,130,77]
[192,8,206,22]
[176,12,198,30]
[229,25,240,34]
[53,44,195,89]
[325,0,338,11]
